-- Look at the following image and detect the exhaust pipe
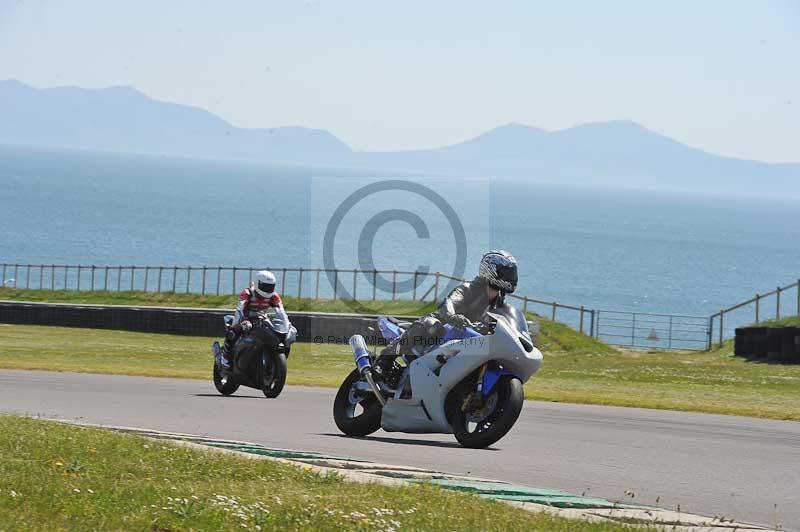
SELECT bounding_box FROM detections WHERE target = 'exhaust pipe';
[349,334,386,406]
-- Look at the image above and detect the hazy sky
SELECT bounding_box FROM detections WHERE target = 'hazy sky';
[1,1,798,162]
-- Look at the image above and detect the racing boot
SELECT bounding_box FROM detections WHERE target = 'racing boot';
[212,341,232,369]
[373,336,401,377]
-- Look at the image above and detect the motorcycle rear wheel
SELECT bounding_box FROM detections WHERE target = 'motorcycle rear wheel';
[261,351,287,398]
[213,362,240,396]
[333,369,382,437]
[452,376,524,449]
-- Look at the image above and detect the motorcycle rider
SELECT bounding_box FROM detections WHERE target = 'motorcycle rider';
[375,250,519,378]
[213,270,283,369]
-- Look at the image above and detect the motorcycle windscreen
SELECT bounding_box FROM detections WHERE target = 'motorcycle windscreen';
[263,307,292,334]
[486,304,529,334]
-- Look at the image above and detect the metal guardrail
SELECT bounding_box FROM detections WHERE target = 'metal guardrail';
[594,310,711,350]
[4,262,796,351]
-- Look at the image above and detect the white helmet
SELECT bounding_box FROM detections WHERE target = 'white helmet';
[254,270,277,298]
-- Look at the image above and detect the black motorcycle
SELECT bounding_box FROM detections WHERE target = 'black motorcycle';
[212,307,296,398]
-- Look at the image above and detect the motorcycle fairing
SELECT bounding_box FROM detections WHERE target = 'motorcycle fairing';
[380,316,542,434]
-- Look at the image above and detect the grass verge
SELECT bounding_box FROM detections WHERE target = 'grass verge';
[1,324,798,420]
[0,415,629,531]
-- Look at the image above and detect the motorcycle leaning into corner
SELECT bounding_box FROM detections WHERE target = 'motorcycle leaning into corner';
[212,307,296,398]
[333,304,542,448]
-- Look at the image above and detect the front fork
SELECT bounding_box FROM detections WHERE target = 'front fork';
[462,363,488,411]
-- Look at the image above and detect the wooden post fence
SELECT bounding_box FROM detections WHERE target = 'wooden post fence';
[755,294,760,324]
[298,267,304,298]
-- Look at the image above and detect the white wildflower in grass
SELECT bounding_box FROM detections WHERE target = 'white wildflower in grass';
[10,490,20,498]
[274,495,282,505]
[72,488,81,494]
[87,488,94,494]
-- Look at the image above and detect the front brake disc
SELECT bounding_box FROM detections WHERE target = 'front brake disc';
[464,392,498,423]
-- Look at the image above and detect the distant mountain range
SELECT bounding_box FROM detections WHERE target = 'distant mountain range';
[2,79,797,194]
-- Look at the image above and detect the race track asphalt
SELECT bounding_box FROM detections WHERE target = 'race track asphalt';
[1,369,797,530]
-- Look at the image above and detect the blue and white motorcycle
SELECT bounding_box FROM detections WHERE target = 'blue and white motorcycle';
[333,305,542,448]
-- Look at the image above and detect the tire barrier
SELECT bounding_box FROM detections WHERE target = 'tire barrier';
[734,326,800,363]
[0,300,541,347]
[0,300,394,344]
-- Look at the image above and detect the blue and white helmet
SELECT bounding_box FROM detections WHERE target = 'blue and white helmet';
[478,250,518,294]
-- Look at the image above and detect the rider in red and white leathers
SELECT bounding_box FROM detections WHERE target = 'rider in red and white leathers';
[217,270,283,367]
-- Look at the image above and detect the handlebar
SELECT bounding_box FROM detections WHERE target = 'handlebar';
[470,320,496,335]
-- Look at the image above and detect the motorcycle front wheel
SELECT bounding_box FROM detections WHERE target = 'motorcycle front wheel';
[213,362,240,396]
[261,351,287,398]
[452,376,524,449]
[333,369,382,437]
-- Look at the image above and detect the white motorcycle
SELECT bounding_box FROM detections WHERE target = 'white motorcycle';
[333,304,542,448]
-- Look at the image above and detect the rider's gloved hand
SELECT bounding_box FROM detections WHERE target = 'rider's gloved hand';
[447,314,472,330]
[240,320,253,332]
